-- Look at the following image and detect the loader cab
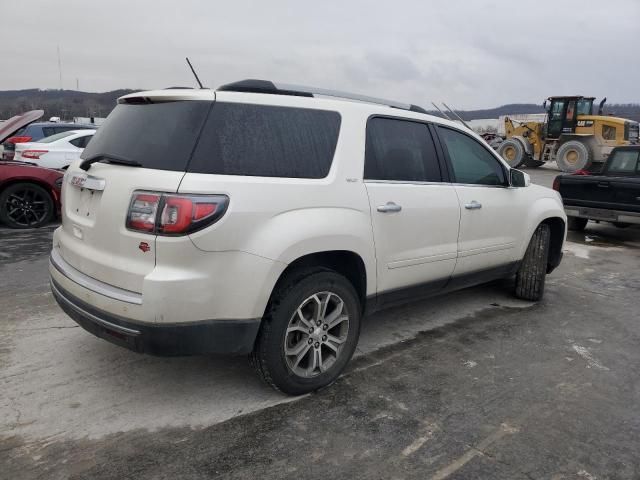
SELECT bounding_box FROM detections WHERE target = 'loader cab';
[544,96,594,139]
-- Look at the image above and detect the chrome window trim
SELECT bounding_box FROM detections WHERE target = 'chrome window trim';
[50,248,143,305]
[364,179,511,188]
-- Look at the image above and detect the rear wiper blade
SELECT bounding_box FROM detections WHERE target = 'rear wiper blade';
[79,154,142,171]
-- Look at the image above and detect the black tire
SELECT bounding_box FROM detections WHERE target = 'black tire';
[567,216,588,232]
[612,222,631,229]
[250,268,361,395]
[0,182,54,229]
[515,224,551,301]
[524,159,545,168]
[555,140,592,172]
[497,138,526,167]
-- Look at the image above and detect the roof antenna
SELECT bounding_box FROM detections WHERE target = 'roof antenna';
[431,102,452,120]
[442,102,472,130]
[186,57,204,89]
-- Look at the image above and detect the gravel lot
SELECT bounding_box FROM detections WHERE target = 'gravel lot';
[2,164,640,479]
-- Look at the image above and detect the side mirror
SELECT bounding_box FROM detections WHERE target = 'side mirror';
[510,169,530,188]
[542,100,547,110]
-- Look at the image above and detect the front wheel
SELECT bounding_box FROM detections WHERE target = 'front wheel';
[250,269,361,395]
[515,224,551,301]
[0,182,54,228]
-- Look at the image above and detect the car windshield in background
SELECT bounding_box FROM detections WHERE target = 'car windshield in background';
[81,101,212,171]
[37,131,76,143]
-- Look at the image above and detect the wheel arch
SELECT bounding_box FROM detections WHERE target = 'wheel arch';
[267,250,368,315]
[540,216,566,273]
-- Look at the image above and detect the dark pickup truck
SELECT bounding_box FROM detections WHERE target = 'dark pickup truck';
[554,146,640,231]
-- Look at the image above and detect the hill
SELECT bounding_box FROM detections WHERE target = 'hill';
[1,89,639,124]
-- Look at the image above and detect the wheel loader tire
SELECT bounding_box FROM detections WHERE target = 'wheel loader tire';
[555,140,592,173]
[497,138,526,167]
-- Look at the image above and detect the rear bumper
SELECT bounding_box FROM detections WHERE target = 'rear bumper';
[564,206,640,225]
[51,277,261,356]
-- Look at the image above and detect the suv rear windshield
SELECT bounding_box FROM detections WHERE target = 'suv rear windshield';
[188,103,341,178]
[81,101,212,172]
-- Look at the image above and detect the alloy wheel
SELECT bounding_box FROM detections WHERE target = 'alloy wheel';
[284,291,350,378]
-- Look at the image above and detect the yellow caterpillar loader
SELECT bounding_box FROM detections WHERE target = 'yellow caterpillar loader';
[498,96,639,172]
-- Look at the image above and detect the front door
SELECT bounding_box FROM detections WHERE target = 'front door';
[364,117,460,306]
[436,126,529,283]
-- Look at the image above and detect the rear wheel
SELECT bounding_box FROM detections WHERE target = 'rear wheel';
[250,268,361,395]
[0,182,54,229]
[555,140,592,172]
[515,224,551,301]
[567,216,588,232]
[497,138,526,167]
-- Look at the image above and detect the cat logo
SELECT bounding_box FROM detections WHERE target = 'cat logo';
[577,120,594,127]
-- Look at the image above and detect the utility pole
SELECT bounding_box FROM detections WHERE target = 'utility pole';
[57,44,63,90]
[76,78,79,91]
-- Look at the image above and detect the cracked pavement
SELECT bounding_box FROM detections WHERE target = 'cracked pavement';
[2,167,640,479]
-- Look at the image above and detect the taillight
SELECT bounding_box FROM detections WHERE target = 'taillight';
[126,191,228,235]
[552,176,560,191]
[21,150,48,160]
[573,169,590,176]
[7,135,32,144]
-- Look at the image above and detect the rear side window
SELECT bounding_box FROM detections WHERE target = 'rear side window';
[188,103,341,178]
[438,127,506,186]
[69,135,92,148]
[82,101,211,171]
[606,150,639,174]
[365,117,441,182]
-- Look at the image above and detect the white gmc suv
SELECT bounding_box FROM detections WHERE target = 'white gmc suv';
[50,80,566,395]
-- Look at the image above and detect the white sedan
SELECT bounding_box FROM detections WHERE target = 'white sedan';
[14,129,96,169]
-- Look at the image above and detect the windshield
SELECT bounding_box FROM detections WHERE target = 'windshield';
[37,131,76,143]
[82,101,211,171]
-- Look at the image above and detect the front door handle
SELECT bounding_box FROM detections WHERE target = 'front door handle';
[597,182,610,188]
[464,201,482,210]
[377,202,402,213]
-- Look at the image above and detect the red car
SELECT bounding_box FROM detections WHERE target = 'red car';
[0,161,63,228]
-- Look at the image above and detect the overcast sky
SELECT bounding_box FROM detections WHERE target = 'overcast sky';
[1,0,638,109]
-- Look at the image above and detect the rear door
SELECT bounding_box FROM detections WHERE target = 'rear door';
[57,96,213,293]
[364,117,460,305]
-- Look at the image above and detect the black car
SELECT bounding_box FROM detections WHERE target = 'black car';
[554,146,640,231]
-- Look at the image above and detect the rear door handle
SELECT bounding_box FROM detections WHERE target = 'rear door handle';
[377,202,402,213]
[464,201,482,210]
[597,182,610,188]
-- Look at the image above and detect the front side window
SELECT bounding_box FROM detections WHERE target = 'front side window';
[189,103,341,178]
[438,127,506,186]
[606,150,639,174]
[550,100,565,120]
[364,117,441,182]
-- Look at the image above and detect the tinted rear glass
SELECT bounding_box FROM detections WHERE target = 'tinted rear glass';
[81,101,211,171]
[39,131,76,143]
[188,103,341,178]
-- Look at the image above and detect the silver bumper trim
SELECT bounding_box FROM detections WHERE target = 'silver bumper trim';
[50,248,143,305]
[51,280,141,336]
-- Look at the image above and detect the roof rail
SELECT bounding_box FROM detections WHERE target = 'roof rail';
[217,79,428,114]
